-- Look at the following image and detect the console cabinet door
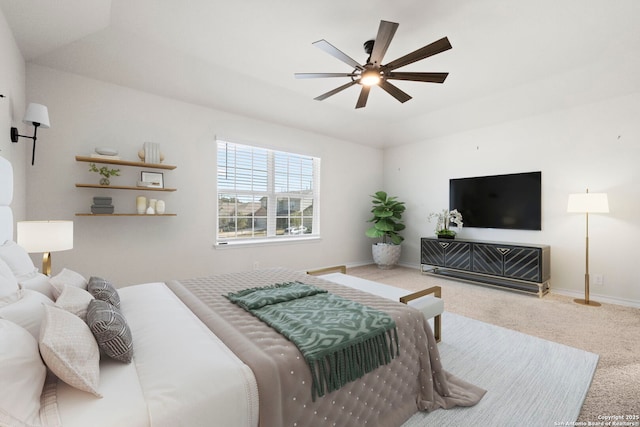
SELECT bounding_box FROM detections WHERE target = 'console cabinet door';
[421,239,471,271]
[473,244,542,282]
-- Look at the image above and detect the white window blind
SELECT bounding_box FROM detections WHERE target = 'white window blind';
[216,139,320,243]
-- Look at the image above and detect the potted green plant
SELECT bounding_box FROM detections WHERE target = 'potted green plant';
[366,191,406,269]
[89,163,120,186]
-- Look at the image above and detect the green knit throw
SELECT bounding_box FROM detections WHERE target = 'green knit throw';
[226,281,399,400]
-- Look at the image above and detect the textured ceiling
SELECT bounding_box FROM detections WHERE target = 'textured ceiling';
[2,0,639,147]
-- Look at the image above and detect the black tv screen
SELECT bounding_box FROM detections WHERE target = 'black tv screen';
[449,171,542,230]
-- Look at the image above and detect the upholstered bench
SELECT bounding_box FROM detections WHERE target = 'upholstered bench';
[308,266,444,342]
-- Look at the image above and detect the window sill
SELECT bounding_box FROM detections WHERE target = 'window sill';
[214,235,321,249]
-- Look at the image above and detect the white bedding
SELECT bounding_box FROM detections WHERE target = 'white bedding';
[55,282,259,427]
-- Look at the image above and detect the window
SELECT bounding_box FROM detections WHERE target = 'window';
[216,139,320,243]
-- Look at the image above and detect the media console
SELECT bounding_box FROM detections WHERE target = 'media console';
[420,237,550,297]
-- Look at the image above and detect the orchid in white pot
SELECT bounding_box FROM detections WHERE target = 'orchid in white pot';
[428,209,463,239]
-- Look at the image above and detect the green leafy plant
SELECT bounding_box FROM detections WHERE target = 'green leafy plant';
[89,163,120,185]
[365,191,406,245]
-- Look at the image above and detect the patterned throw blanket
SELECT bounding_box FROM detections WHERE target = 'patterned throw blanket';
[226,281,399,399]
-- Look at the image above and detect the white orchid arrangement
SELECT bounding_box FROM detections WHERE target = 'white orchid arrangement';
[428,209,463,237]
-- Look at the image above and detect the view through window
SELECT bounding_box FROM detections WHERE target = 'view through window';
[216,139,320,243]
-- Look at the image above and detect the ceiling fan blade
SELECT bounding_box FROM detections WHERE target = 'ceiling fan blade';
[368,20,399,66]
[386,72,449,83]
[378,80,412,103]
[295,72,357,79]
[314,80,358,101]
[355,86,371,109]
[383,37,452,71]
[313,39,364,70]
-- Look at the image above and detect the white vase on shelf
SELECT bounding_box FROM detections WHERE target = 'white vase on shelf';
[156,200,165,214]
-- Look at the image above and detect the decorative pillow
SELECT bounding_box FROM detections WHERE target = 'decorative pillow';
[87,276,120,308]
[19,272,55,300]
[0,257,19,299]
[49,268,88,300]
[87,299,133,363]
[0,240,38,278]
[39,305,102,397]
[55,285,94,321]
[0,288,54,339]
[0,319,47,427]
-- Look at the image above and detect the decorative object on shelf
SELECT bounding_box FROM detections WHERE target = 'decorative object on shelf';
[366,191,406,269]
[136,196,147,214]
[140,171,164,188]
[146,206,155,215]
[139,142,165,164]
[428,209,463,239]
[567,189,609,307]
[17,220,73,276]
[91,197,114,214]
[155,200,165,214]
[10,103,50,165]
[91,147,120,160]
[89,163,120,186]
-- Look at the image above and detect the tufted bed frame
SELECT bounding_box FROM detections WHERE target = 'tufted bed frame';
[0,155,484,427]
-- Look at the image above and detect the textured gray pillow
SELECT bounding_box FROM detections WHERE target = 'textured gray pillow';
[87,276,120,308]
[86,299,133,363]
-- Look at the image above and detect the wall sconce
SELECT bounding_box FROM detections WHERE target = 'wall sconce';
[17,220,73,276]
[10,103,51,165]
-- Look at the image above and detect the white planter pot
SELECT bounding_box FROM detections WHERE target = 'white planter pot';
[372,243,401,269]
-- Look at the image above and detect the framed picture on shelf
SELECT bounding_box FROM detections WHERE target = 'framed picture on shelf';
[140,171,164,188]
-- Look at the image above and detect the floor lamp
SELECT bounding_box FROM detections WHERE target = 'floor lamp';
[17,220,73,276]
[567,189,609,307]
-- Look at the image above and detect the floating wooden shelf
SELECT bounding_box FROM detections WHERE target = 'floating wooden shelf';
[75,156,176,170]
[75,184,177,192]
[75,213,177,217]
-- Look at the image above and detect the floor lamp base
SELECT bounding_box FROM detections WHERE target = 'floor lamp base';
[574,298,601,307]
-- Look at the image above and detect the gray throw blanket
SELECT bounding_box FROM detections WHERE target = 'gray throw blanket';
[226,281,399,399]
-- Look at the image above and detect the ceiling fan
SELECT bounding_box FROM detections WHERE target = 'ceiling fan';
[295,20,452,109]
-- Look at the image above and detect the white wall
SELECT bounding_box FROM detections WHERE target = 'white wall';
[384,92,640,305]
[25,64,383,285]
[0,7,26,226]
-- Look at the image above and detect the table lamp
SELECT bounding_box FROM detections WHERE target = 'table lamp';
[17,220,73,276]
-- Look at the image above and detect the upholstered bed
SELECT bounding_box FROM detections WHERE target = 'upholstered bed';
[0,155,484,427]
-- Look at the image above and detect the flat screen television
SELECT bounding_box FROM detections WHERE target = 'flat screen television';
[449,171,542,230]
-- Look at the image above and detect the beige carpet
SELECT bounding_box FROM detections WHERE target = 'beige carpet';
[347,265,640,421]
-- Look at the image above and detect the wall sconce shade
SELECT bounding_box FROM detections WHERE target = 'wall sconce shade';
[17,220,73,276]
[10,103,51,165]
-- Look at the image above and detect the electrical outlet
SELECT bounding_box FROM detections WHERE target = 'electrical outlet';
[253,261,261,270]
[593,274,604,286]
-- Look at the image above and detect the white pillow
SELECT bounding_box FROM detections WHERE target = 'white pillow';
[19,272,55,299]
[55,284,94,321]
[49,268,88,300]
[0,240,38,278]
[0,257,19,299]
[0,319,47,427]
[39,305,102,397]
[0,288,54,339]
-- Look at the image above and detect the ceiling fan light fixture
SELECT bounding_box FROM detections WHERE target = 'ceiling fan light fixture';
[360,69,381,86]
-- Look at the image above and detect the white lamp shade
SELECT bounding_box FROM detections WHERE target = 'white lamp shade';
[567,193,609,213]
[22,103,50,129]
[17,221,73,253]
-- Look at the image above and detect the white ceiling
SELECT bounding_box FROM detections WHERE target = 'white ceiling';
[2,0,640,148]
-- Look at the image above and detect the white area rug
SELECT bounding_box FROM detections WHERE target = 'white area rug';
[403,312,599,427]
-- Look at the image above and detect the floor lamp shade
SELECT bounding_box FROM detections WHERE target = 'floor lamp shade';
[567,190,609,307]
[17,220,73,275]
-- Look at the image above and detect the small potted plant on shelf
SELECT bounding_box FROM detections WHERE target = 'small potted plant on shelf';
[428,209,463,239]
[89,163,120,186]
[366,191,406,269]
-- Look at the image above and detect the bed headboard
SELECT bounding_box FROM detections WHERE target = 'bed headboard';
[0,156,14,242]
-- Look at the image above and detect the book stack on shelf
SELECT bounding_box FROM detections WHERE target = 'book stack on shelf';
[91,197,114,214]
